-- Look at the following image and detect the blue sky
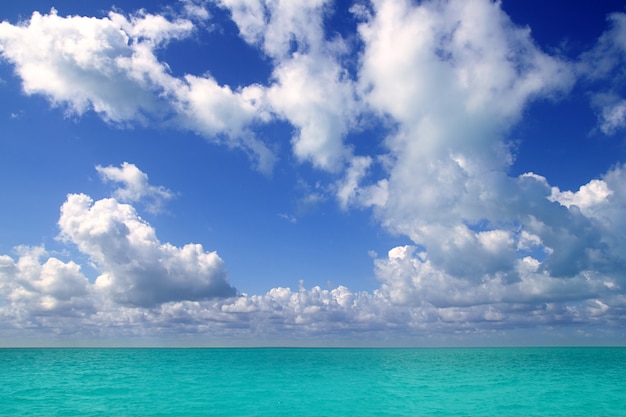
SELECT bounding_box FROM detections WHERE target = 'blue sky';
[1,0,625,346]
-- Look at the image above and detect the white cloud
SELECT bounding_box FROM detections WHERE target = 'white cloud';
[0,2,360,174]
[578,12,626,81]
[592,94,626,135]
[0,197,623,343]
[0,246,93,335]
[217,0,330,60]
[1,172,620,343]
[326,0,626,323]
[0,8,186,123]
[0,6,276,172]
[349,0,574,284]
[174,76,276,173]
[578,12,626,135]
[267,52,357,171]
[358,0,572,126]
[57,193,236,307]
[96,162,175,213]
[218,0,360,171]
[336,155,372,209]
[374,244,615,308]
[178,3,209,21]
[2,1,626,344]
[550,179,612,214]
[600,99,626,134]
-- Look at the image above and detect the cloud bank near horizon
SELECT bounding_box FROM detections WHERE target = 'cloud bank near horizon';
[1,0,626,345]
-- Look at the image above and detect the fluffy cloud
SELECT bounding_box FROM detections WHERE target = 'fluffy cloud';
[338,0,626,331]
[358,0,573,126]
[0,8,189,122]
[218,0,360,171]
[3,241,621,343]
[1,160,615,343]
[549,165,626,283]
[267,52,357,171]
[550,179,613,214]
[1,1,626,344]
[347,0,573,280]
[96,162,175,213]
[58,193,236,307]
[0,6,275,172]
[0,1,359,173]
[0,246,93,337]
[375,244,617,308]
[217,0,330,60]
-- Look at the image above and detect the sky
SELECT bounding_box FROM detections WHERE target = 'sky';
[0,0,625,347]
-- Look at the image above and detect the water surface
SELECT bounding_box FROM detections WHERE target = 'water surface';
[1,347,624,416]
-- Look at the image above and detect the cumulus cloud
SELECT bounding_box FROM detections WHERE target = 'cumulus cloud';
[0,180,623,343]
[174,75,277,173]
[0,8,188,122]
[218,0,360,171]
[2,1,626,344]
[0,246,93,336]
[267,52,357,171]
[336,0,626,331]
[3,242,621,343]
[358,0,572,126]
[348,0,574,281]
[0,1,361,174]
[374,244,616,309]
[0,6,275,172]
[96,162,175,213]
[548,165,626,283]
[550,179,613,214]
[57,193,236,307]
[0,160,612,343]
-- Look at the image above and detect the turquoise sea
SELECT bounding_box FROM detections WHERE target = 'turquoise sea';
[1,347,625,416]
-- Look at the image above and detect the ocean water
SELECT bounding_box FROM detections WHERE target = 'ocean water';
[1,347,625,416]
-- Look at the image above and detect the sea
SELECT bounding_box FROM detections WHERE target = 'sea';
[1,347,624,416]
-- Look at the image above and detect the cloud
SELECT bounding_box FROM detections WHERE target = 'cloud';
[0,6,275,172]
[348,0,573,280]
[58,193,236,307]
[334,0,626,325]
[0,8,188,123]
[179,4,209,21]
[591,94,626,135]
[174,75,276,173]
[358,0,573,126]
[4,159,610,342]
[0,246,94,336]
[375,244,614,308]
[0,1,363,174]
[267,52,358,171]
[550,179,613,214]
[2,1,626,344]
[578,12,626,81]
[336,155,373,209]
[578,12,626,135]
[549,165,626,283]
[217,0,329,60]
[96,162,175,213]
[218,0,360,171]
[4,242,621,344]
[0,184,623,343]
